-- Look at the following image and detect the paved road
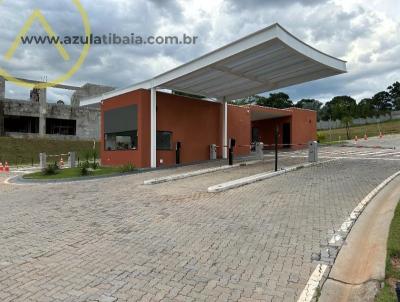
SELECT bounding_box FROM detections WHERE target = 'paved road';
[1,150,400,301]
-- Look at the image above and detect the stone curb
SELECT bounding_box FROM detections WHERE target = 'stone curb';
[207,160,335,193]
[297,169,400,302]
[143,160,261,185]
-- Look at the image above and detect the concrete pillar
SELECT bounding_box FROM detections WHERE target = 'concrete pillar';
[150,87,157,168]
[308,141,318,163]
[39,153,47,170]
[68,152,76,168]
[221,98,228,159]
[255,142,264,160]
[39,88,47,136]
[0,76,5,136]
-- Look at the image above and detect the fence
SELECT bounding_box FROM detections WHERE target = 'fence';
[317,111,400,130]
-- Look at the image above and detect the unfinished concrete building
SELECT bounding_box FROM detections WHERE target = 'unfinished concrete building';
[0,76,113,140]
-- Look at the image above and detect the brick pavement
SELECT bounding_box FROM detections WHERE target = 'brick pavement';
[0,158,399,302]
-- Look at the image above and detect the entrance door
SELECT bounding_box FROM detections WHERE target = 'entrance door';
[282,123,291,148]
[251,127,260,142]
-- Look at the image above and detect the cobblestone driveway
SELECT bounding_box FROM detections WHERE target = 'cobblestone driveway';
[1,159,399,302]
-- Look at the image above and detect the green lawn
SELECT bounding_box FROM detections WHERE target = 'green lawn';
[0,137,100,166]
[318,119,400,143]
[375,201,400,301]
[23,166,127,180]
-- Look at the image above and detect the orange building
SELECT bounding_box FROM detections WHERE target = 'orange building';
[100,89,316,168]
[83,24,345,168]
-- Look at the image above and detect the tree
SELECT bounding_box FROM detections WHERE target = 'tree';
[388,82,400,111]
[256,92,293,109]
[371,91,392,115]
[388,81,400,98]
[324,96,357,121]
[356,98,376,118]
[295,99,322,111]
[341,116,353,140]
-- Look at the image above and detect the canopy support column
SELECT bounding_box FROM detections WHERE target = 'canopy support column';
[222,97,228,159]
[150,87,157,168]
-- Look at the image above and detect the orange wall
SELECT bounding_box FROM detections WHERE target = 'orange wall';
[101,90,316,168]
[288,108,317,147]
[100,89,150,167]
[153,92,222,167]
[227,105,251,156]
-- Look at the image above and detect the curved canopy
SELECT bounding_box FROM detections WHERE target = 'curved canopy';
[82,23,346,105]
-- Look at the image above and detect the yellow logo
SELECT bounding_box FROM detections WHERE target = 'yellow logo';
[0,0,91,89]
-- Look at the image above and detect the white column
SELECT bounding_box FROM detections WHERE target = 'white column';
[39,88,47,137]
[222,97,228,159]
[150,87,157,168]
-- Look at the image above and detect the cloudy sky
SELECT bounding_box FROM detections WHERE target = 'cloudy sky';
[0,0,399,104]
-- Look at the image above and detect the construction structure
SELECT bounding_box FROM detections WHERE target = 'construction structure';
[81,23,347,168]
[0,77,113,140]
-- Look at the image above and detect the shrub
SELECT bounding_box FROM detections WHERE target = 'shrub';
[42,163,59,175]
[317,132,326,143]
[119,163,136,173]
[91,161,99,170]
[80,166,90,176]
[79,160,90,169]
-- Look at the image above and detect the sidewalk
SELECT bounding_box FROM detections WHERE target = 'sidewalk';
[319,175,400,301]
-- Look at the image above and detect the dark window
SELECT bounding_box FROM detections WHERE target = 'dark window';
[4,115,39,133]
[105,131,138,151]
[157,131,172,150]
[46,118,76,135]
[104,105,138,151]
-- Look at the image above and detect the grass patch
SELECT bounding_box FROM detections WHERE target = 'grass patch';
[0,137,100,166]
[318,119,400,143]
[23,166,129,180]
[375,201,400,301]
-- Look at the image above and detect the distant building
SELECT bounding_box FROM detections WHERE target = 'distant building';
[0,77,114,140]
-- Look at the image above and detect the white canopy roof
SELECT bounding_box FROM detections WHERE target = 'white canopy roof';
[81,23,346,106]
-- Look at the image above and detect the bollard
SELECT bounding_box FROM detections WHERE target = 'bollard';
[68,152,76,168]
[255,142,264,161]
[39,153,47,170]
[308,141,318,163]
[209,144,217,160]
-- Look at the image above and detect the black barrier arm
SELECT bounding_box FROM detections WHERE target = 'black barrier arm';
[228,138,236,166]
[274,126,279,172]
[176,142,181,165]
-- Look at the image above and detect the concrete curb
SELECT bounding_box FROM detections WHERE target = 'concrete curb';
[143,160,261,185]
[297,169,400,302]
[207,160,335,193]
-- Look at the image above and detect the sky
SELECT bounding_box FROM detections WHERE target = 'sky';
[0,0,399,104]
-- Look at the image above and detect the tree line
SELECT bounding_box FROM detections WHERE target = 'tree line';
[231,81,400,122]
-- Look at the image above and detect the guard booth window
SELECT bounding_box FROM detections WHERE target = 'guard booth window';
[157,131,172,150]
[104,105,138,151]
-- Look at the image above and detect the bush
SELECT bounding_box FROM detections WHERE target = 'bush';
[91,161,99,170]
[80,166,90,176]
[119,163,136,173]
[317,132,326,142]
[42,163,59,175]
[79,161,90,169]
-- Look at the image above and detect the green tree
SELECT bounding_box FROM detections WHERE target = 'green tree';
[325,96,357,121]
[295,99,322,111]
[256,92,293,109]
[388,82,400,110]
[341,116,353,140]
[372,91,392,114]
[356,98,376,118]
